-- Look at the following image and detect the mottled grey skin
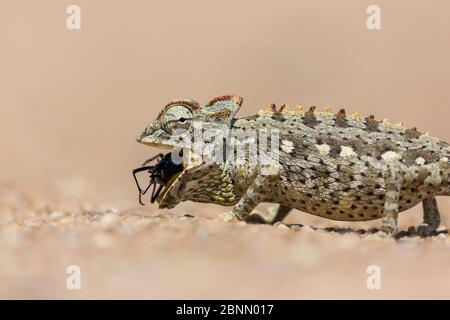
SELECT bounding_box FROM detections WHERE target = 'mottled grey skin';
[137,95,450,236]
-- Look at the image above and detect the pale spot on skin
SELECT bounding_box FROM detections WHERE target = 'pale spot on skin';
[381,151,400,163]
[425,164,442,186]
[385,190,397,198]
[415,157,426,165]
[315,144,330,156]
[281,139,294,153]
[340,146,357,158]
[261,160,281,176]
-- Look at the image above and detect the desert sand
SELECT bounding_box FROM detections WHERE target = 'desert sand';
[1,181,450,299]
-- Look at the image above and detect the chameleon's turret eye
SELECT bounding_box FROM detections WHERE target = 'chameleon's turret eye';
[161,105,193,132]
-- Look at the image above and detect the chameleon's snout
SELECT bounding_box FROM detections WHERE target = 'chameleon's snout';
[136,133,154,145]
[136,133,178,149]
[135,128,158,145]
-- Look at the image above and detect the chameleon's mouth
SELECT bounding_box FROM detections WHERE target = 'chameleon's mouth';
[132,151,186,205]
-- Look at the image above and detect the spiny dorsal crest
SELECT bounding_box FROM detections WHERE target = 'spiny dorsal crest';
[307,106,317,114]
[256,103,413,132]
[206,95,243,109]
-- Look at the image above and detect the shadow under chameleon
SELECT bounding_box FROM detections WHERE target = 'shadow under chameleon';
[177,214,448,240]
[284,223,449,240]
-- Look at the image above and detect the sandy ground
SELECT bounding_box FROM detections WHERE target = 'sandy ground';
[1,181,450,300]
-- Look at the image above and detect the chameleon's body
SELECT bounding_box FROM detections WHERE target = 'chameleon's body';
[137,95,450,236]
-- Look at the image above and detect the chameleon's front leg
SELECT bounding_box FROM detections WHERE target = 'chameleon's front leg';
[218,164,281,223]
[233,172,279,220]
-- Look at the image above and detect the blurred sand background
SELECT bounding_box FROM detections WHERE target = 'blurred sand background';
[1,0,450,299]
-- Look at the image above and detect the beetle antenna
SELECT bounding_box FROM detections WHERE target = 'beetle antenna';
[142,153,164,166]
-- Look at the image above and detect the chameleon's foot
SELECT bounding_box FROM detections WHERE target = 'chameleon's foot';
[244,206,281,224]
[416,223,438,237]
[216,211,238,223]
[373,230,394,238]
[245,205,293,224]
[216,210,274,224]
[380,216,398,237]
[419,196,441,237]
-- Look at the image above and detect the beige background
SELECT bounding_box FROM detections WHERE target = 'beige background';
[1,0,450,299]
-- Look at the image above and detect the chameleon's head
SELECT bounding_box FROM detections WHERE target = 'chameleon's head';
[136,95,243,149]
[136,95,243,207]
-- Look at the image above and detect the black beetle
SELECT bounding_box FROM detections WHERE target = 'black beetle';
[132,151,184,205]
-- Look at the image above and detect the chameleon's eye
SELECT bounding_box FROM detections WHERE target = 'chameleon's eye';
[161,105,193,132]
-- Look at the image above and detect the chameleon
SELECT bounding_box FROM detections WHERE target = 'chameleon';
[135,95,450,237]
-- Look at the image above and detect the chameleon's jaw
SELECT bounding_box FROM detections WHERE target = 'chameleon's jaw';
[155,169,185,204]
[135,147,193,207]
[156,159,200,208]
[156,154,204,207]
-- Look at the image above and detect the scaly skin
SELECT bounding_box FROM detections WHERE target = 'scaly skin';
[136,95,450,237]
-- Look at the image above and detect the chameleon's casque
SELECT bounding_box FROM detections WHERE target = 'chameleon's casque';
[136,95,450,236]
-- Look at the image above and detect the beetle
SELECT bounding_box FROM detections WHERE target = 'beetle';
[132,152,184,205]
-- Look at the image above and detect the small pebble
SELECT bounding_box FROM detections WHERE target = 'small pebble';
[302,225,314,233]
[99,213,118,228]
[49,211,65,219]
[276,223,289,230]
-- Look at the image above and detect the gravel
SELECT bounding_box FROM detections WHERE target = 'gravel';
[1,185,450,299]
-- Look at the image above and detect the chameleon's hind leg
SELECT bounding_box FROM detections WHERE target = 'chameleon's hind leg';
[417,196,441,236]
[380,162,403,236]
